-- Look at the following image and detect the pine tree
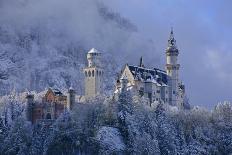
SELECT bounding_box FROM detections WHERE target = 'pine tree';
[43,112,80,155]
[117,87,134,153]
[1,117,32,155]
[155,103,177,155]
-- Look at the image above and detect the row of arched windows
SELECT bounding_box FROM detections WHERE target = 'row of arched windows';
[85,70,103,77]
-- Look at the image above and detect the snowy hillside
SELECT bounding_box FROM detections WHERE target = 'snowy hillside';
[0,0,157,95]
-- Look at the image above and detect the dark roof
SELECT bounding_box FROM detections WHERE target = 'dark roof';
[127,65,168,85]
[50,88,63,96]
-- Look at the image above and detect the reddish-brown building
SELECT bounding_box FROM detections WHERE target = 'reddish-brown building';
[26,87,75,124]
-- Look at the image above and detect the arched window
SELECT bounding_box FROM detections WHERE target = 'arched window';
[85,71,88,77]
[88,71,91,77]
[97,70,99,76]
[92,70,95,77]
[99,71,101,76]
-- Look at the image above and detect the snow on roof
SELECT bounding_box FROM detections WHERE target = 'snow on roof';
[69,86,74,90]
[88,48,101,54]
[49,87,63,96]
[127,65,168,85]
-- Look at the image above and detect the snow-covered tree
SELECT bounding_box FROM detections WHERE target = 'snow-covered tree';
[43,112,80,155]
[0,90,25,126]
[96,126,126,154]
[1,117,32,155]
[30,123,51,155]
[154,103,178,154]
[212,101,232,154]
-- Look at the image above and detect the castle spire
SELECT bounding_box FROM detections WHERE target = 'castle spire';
[139,56,144,68]
[166,27,179,55]
[168,27,177,47]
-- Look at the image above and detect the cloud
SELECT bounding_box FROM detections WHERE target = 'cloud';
[204,48,232,82]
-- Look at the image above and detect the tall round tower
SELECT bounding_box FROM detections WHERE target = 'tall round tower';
[84,48,103,99]
[166,29,180,106]
[26,93,34,122]
[67,87,75,111]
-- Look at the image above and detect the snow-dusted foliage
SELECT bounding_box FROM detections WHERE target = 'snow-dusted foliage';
[0,0,158,96]
[96,126,125,154]
[0,90,26,125]
[1,117,32,155]
[0,92,232,154]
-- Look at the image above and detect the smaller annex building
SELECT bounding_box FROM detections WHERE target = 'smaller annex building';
[26,87,75,124]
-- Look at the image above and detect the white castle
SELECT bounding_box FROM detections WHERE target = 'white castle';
[114,29,186,107]
[83,29,187,107]
[17,29,186,125]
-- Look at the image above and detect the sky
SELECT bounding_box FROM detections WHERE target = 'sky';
[102,0,232,109]
[0,0,231,109]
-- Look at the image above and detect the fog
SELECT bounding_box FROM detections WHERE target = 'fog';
[0,0,231,108]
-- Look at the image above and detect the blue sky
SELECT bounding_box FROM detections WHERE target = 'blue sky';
[103,0,232,108]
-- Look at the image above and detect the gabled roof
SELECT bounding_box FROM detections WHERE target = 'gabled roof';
[127,65,168,86]
[48,87,63,96]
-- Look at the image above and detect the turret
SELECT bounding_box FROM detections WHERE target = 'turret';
[67,87,75,111]
[87,48,102,67]
[84,48,104,99]
[166,28,180,105]
[139,56,145,68]
[26,94,34,122]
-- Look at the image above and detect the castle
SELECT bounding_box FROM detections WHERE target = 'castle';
[25,29,187,124]
[115,29,186,108]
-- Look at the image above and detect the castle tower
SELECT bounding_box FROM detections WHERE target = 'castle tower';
[165,28,180,105]
[139,56,145,68]
[84,48,103,99]
[26,93,34,122]
[67,87,75,110]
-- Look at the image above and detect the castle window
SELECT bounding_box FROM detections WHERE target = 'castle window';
[85,71,87,77]
[97,70,99,76]
[88,71,91,77]
[157,90,160,93]
[92,70,95,77]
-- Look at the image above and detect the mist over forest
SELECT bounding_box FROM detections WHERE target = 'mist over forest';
[0,0,159,97]
[0,0,232,155]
